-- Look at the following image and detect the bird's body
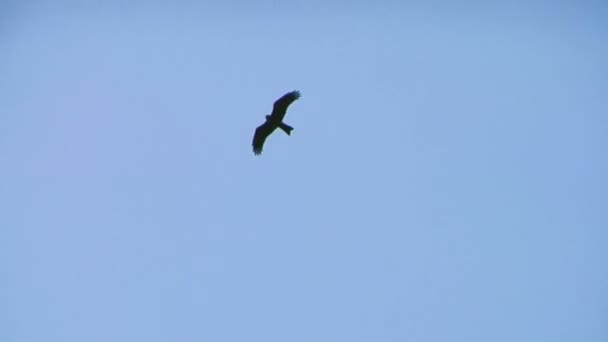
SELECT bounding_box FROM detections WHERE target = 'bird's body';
[252,90,300,155]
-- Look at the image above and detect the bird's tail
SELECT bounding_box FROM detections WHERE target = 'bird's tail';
[279,122,294,135]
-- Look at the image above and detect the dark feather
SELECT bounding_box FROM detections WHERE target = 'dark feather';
[252,121,275,155]
[270,90,301,122]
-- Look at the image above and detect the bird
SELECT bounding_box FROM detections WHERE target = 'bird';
[252,90,301,155]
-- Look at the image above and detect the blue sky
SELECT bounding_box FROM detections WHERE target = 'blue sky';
[1,2,607,341]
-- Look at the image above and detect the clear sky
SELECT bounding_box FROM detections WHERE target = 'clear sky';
[1,1,607,341]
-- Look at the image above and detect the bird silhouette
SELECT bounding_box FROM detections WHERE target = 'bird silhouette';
[252,90,301,155]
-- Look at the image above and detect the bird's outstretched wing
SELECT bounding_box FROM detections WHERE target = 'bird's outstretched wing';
[252,121,274,155]
[270,90,301,121]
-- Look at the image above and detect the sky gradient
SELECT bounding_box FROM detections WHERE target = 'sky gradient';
[1,2,607,341]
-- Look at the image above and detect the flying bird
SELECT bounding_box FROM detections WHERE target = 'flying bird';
[252,90,301,155]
